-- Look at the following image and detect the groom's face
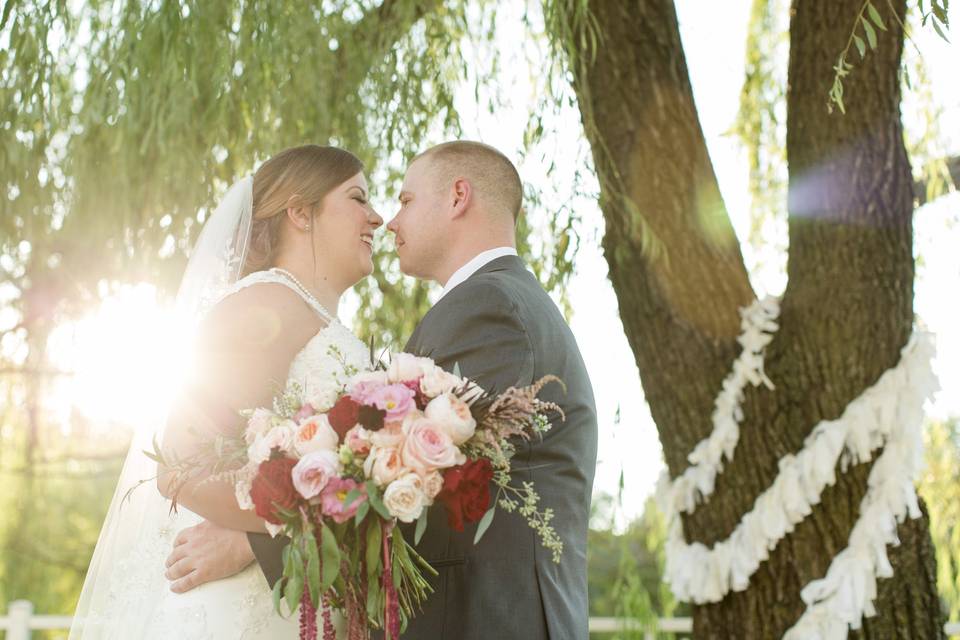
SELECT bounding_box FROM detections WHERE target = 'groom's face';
[388,157,448,281]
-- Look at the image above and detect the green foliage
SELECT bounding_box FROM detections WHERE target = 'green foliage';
[829,0,950,114]
[0,377,128,619]
[918,418,960,620]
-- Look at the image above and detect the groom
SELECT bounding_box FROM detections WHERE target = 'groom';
[167,141,598,639]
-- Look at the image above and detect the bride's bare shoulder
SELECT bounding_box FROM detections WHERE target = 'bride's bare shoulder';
[199,282,324,354]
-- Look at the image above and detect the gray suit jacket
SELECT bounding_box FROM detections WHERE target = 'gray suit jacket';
[250,255,597,639]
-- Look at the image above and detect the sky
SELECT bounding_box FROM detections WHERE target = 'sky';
[43,0,960,528]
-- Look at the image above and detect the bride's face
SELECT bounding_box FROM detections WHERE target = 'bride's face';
[313,172,383,287]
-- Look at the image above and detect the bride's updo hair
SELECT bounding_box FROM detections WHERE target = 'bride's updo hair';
[242,144,364,277]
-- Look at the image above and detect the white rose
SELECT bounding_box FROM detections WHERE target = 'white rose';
[424,393,477,445]
[382,473,428,523]
[419,366,462,398]
[370,421,405,449]
[362,446,404,486]
[247,422,296,464]
[245,408,276,445]
[387,353,434,383]
[294,414,339,456]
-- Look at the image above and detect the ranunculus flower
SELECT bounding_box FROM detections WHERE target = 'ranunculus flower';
[437,458,494,532]
[294,414,339,456]
[401,417,465,474]
[344,425,371,456]
[250,457,299,524]
[386,353,433,383]
[382,473,428,522]
[320,477,366,524]
[419,366,461,398]
[424,393,477,445]
[291,449,341,500]
[246,408,276,445]
[328,396,361,440]
[363,446,404,486]
[247,422,296,464]
[367,383,416,422]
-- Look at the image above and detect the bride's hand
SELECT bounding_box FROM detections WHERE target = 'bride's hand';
[164,520,255,593]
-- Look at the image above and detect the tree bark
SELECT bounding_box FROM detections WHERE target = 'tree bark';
[565,0,945,636]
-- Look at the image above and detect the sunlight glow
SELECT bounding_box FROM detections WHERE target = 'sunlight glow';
[47,284,192,434]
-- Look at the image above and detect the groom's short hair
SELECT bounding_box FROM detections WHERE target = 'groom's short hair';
[415,141,523,222]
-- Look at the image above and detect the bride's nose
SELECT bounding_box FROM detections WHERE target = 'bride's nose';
[368,209,384,228]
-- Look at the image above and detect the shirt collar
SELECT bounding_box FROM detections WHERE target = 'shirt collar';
[438,247,518,301]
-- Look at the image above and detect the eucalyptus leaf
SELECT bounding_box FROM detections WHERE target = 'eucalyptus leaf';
[473,506,496,544]
[415,507,429,545]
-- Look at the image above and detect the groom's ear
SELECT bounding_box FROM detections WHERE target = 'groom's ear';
[449,177,472,220]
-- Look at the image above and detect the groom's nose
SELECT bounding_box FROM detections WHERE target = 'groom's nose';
[386,217,398,234]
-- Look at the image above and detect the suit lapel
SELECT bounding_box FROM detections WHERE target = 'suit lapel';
[403,254,526,354]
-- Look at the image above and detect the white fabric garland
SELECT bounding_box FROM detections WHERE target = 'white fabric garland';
[655,296,938,639]
[655,296,780,515]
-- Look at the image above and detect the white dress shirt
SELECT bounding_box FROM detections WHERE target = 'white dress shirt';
[438,247,519,301]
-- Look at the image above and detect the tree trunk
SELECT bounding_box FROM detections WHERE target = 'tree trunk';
[564,0,945,636]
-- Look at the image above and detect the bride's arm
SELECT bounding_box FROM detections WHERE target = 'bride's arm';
[158,284,323,532]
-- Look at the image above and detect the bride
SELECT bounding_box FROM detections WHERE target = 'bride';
[69,145,383,638]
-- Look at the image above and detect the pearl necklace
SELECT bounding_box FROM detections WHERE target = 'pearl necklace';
[270,268,337,323]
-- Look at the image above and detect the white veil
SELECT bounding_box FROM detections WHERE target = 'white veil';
[69,177,254,638]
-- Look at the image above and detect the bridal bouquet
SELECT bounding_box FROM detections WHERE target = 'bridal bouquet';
[159,353,564,640]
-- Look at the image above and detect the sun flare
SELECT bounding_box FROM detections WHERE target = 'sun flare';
[48,284,194,433]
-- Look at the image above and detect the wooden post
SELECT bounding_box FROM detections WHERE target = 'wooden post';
[7,600,33,640]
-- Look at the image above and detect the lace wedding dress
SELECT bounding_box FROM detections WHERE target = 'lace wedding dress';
[72,269,367,638]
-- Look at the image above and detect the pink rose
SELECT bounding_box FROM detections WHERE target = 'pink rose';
[363,446,404,486]
[401,417,465,474]
[419,366,462,398]
[421,470,444,501]
[366,383,416,422]
[294,414,339,456]
[344,425,371,456]
[320,477,366,524]
[424,393,477,445]
[291,449,340,500]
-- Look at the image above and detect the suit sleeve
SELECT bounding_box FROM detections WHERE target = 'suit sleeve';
[247,532,288,588]
[417,278,535,395]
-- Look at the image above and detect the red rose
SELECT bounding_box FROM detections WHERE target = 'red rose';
[437,458,494,532]
[249,457,298,524]
[328,396,360,440]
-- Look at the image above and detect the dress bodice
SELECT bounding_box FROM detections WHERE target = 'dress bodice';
[217,269,369,410]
